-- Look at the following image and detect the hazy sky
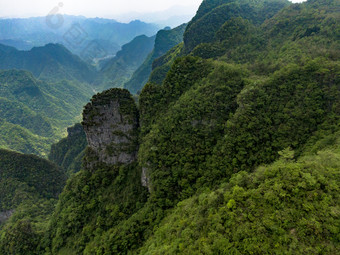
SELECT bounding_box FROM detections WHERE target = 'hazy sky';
[0,0,307,20]
[0,0,202,18]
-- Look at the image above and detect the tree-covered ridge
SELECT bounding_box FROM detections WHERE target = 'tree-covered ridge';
[183,0,290,53]
[148,42,184,85]
[140,136,340,254]
[1,0,339,254]
[0,43,98,83]
[100,35,156,90]
[39,1,340,254]
[0,69,93,156]
[139,58,340,205]
[124,24,187,94]
[49,124,87,176]
[187,0,339,72]
[0,149,67,255]
[0,149,66,212]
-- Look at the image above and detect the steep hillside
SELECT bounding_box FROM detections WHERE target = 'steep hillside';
[183,0,290,53]
[0,149,66,254]
[140,136,340,254]
[49,124,87,175]
[139,58,339,206]
[100,35,156,90]
[0,69,93,156]
[0,43,98,83]
[45,89,146,254]
[0,149,65,212]
[124,24,186,94]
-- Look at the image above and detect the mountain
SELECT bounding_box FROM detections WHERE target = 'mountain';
[114,5,200,27]
[0,149,65,213]
[124,23,187,94]
[100,35,156,90]
[0,69,93,156]
[0,43,98,83]
[1,0,339,254]
[140,138,340,254]
[0,16,160,60]
[183,0,289,53]
[49,124,87,176]
[0,149,66,254]
[0,39,33,50]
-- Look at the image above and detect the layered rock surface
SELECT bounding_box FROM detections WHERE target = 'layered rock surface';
[82,88,139,170]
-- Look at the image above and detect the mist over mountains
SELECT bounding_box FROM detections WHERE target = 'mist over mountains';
[0,15,160,61]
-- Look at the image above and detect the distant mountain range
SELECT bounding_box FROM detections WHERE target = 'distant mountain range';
[0,16,160,60]
[0,43,98,83]
[113,4,200,27]
[0,69,93,156]
[0,18,187,156]
[124,23,187,93]
[100,34,156,90]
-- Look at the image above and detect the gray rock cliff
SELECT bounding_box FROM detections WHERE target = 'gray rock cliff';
[82,88,139,170]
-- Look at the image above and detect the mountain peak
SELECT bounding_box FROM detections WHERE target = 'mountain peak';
[82,88,139,170]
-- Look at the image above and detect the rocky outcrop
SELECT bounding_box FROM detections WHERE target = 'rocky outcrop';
[82,88,139,170]
[141,167,151,192]
[0,210,14,223]
[67,123,84,137]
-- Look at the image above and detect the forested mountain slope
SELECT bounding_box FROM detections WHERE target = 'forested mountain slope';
[1,0,339,254]
[0,32,163,155]
[0,69,93,156]
[0,149,66,254]
[49,124,87,176]
[124,24,187,94]
[0,43,98,83]
[0,149,65,213]
[100,35,156,90]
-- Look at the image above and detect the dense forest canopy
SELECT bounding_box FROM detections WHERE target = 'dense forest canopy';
[0,0,339,254]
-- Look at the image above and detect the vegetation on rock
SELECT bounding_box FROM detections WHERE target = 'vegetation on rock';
[1,0,339,254]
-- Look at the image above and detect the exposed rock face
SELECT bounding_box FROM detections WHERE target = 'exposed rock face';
[141,167,151,192]
[82,88,139,170]
[67,123,84,137]
[0,210,14,224]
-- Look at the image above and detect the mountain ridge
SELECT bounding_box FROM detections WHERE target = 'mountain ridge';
[0,43,98,83]
[0,0,339,254]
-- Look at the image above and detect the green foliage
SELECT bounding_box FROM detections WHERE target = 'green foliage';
[139,56,213,135]
[0,198,57,255]
[149,43,185,85]
[139,63,247,205]
[0,150,66,254]
[0,69,93,156]
[0,220,40,255]
[183,0,290,53]
[208,59,340,178]
[49,124,87,176]
[124,24,187,94]
[45,163,148,254]
[140,141,340,254]
[100,35,156,90]
[0,149,66,211]
[0,120,52,156]
[0,43,98,83]
[5,1,340,254]
[248,0,340,74]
